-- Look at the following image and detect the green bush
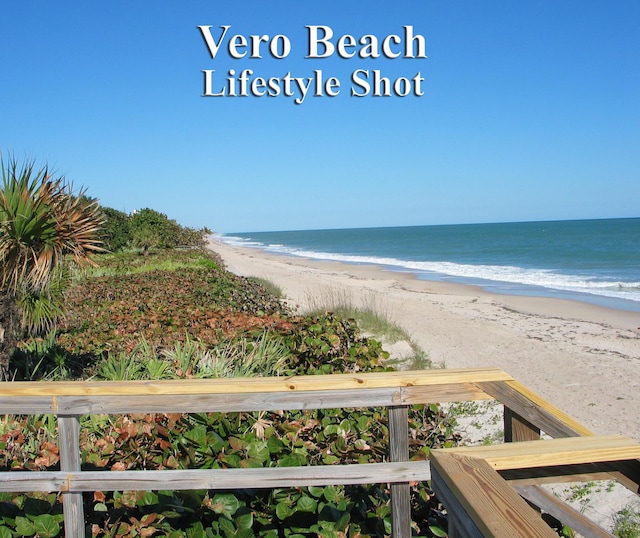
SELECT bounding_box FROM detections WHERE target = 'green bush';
[101,206,208,253]
[101,207,131,252]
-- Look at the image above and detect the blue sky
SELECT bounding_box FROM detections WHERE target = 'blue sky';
[2,1,638,232]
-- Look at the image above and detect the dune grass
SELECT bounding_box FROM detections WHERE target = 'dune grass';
[303,285,433,369]
[614,503,640,538]
[247,276,284,299]
[93,332,291,381]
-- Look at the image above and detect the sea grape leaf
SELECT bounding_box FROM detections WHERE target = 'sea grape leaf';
[229,437,245,451]
[296,496,317,513]
[218,516,235,535]
[275,502,294,520]
[267,435,284,454]
[278,454,306,467]
[239,457,263,468]
[210,494,241,518]
[183,424,208,446]
[15,516,35,536]
[323,486,343,504]
[138,491,159,506]
[322,454,340,465]
[185,522,206,538]
[234,511,253,530]
[246,441,269,462]
[307,486,324,498]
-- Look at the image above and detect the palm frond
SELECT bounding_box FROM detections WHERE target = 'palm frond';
[0,156,105,294]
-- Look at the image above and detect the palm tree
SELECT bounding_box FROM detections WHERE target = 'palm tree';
[0,156,105,373]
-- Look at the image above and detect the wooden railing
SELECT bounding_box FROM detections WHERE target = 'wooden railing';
[1,368,639,537]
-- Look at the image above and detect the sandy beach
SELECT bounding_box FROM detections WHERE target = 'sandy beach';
[207,238,640,441]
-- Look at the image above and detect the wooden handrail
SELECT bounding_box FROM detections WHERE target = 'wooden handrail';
[1,368,504,538]
[0,367,511,396]
[1,368,633,537]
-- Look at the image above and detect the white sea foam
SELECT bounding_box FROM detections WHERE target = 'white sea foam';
[216,234,640,305]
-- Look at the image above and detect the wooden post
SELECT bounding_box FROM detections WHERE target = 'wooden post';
[504,406,541,443]
[58,415,84,538]
[389,405,411,538]
[430,463,483,538]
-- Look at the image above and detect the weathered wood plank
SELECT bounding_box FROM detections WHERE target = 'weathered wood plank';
[58,415,84,538]
[430,452,556,537]
[54,388,402,414]
[0,384,496,415]
[0,396,56,414]
[0,386,493,416]
[514,484,614,538]
[504,407,540,442]
[0,368,512,397]
[442,434,640,471]
[0,461,431,492]
[389,406,411,538]
[477,380,594,438]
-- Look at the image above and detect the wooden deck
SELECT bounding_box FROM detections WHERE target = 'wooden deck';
[1,368,638,537]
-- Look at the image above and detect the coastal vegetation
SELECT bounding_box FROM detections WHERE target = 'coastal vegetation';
[614,504,640,538]
[303,286,431,370]
[0,157,105,374]
[0,154,211,378]
[0,246,460,535]
[0,219,457,535]
[101,206,211,254]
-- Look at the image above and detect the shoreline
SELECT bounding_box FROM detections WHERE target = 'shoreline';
[219,220,640,316]
[207,238,640,441]
[415,271,640,314]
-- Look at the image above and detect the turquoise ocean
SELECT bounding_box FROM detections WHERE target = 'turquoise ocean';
[219,218,640,313]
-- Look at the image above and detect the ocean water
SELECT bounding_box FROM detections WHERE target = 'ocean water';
[219,218,640,312]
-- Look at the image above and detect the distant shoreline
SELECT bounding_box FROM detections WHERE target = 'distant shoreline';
[216,232,640,315]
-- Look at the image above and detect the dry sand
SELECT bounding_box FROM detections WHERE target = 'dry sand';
[207,238,640,442]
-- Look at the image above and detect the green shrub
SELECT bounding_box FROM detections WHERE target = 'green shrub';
[101,207,131,252]
[100,206,208,253]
